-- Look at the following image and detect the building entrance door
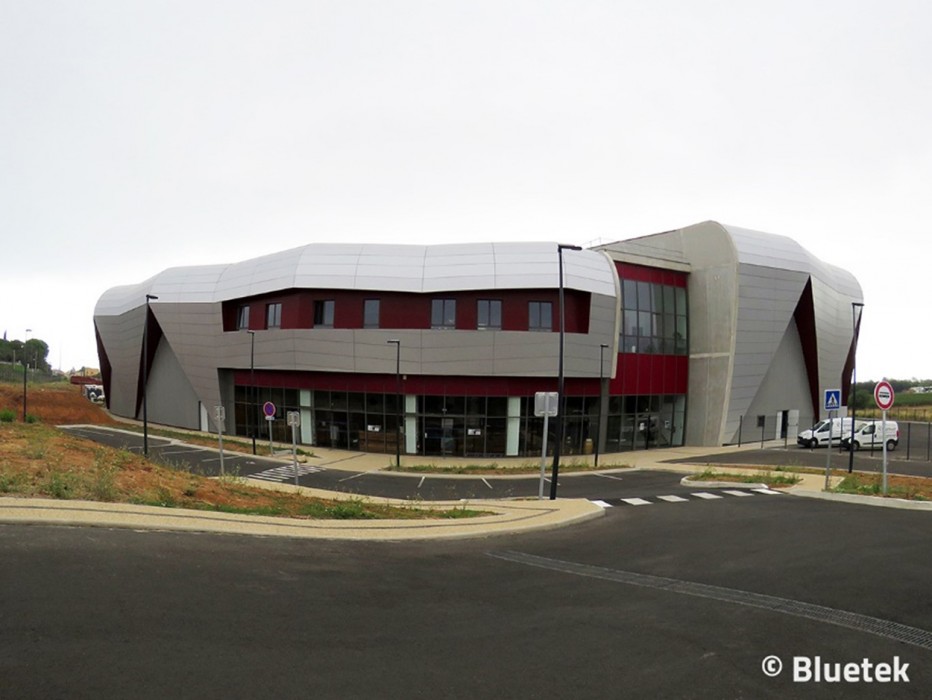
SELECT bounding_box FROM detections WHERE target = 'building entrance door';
[422,416,458,456]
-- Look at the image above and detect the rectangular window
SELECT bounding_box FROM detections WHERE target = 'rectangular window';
[314,300,335,328]
[477,299,502,330]
[622,279,638,310]
[236,304,250,330]
[528,301,552,331]
[364,299,380,329]
[266,302,282,329]
[431,299,456,329]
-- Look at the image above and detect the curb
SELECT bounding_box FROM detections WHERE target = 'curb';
[786,488,932,511]
[0,496,605,541]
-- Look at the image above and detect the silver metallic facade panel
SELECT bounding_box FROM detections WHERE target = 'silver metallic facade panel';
[96,242,618,318]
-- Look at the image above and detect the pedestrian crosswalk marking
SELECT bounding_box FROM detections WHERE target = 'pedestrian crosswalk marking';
[620,497,653,506]
[592,488,785,508]
[248,464,325,482]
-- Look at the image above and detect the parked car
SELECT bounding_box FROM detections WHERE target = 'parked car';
[841,421,900,452]
[797,417,864,449]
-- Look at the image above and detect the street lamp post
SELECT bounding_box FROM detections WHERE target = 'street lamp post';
[848,302,865,473]
[550,244,583,500]
[247,330,256,455]
[387,340,401,467]
[143,294,158,457]
[22,328,31,422]
[595,342,609,467]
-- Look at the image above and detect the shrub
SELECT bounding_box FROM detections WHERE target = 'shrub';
[0,409,15,423]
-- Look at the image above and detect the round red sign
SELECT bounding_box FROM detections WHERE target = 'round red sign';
[873,381,895,411]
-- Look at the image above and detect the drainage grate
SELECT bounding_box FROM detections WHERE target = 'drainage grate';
[488,550,932,651]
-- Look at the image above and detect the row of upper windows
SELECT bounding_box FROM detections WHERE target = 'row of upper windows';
[235,298,555,332]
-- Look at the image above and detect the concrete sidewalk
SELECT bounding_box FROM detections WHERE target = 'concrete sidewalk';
[0,491,604,541]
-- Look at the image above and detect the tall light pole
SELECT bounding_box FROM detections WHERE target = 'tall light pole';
[550,244,583,499]
[143,294,158,457]
[247,330,256,455]
[848,302,865,473]
[387,339,401,467]
[22,328,31,422]
[595,342,609,467]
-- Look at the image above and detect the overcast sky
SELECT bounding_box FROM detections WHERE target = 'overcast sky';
[2,0,929,383]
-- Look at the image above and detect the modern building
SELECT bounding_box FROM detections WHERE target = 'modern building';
[94,221,863,457]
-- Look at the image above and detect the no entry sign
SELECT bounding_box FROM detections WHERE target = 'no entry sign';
[874,381,895,411]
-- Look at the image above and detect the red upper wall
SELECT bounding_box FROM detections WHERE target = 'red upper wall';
[222,288,591,333]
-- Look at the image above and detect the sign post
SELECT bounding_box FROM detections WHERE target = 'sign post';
[822,390,839,490]
[287,410,301,486]
[534,392,559,500]
[214,405,226,477]
[263,401,276,456]
[874,381,895,495]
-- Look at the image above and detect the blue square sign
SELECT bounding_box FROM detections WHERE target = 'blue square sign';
[824,389,841,411]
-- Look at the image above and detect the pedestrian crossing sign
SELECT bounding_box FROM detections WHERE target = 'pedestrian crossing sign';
[824,389,841,411]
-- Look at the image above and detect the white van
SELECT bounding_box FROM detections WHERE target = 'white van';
[797,417,864,449]
[841,421,900,451]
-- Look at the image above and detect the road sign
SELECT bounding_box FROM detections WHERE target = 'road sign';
[534,391,559,417]
[263,401,276,420]
[824,389,841,411]
[874,381,895,411]
[287,410,300,427]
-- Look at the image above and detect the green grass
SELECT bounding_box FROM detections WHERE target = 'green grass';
[688,467,802,487]
[834,473,928,501]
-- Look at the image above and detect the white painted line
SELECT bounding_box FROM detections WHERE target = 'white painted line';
[338,472,366,483]
[591,500,613,509]
[657,495,689,503]
[690,492,723,500]
[417,476,426,489]
[752,488,784,495]
[621,497,653,506]
[482,478,493,490]
[593,473,626,481]
[722,490,754,497]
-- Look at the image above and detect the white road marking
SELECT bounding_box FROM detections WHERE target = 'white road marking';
[657,495,689,503]
[722,489,754,497]
[593,473,626,481]
[690,492,723,500]
[247,464,325,483]
[752,488,784,495]
[620,497,653,506]
[591,500,613,508]
[417,476,426,489]
[338,472,366,483]
[482,478,493,490]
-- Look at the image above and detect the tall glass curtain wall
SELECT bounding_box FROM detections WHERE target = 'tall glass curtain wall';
[234,386,686,456]
[621,279,687,355]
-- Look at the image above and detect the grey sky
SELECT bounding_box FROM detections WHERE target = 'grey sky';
[2,0,929,382]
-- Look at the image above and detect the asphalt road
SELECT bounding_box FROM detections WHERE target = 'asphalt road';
[61,426,722,501]
[3,492,930,698]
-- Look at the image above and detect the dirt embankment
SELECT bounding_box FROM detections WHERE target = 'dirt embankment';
[0,382,117,425]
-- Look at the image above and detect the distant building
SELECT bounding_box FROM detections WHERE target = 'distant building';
[94,221,863,457]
